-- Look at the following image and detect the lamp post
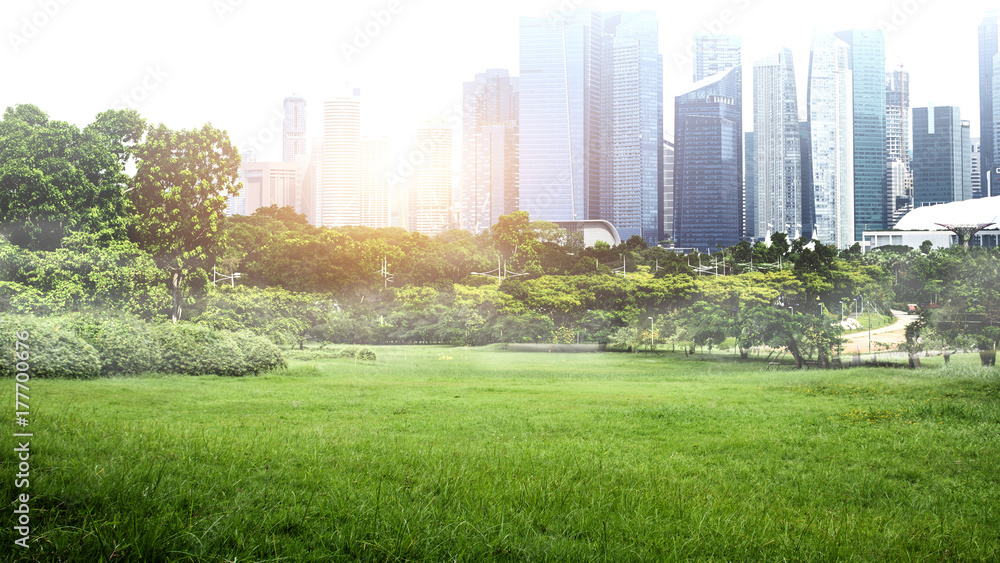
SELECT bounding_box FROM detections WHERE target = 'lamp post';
[648,316,654,351]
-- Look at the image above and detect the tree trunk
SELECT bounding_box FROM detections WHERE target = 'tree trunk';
[786,338,804,369]
[169,269,185,323]
[908,353,921,368]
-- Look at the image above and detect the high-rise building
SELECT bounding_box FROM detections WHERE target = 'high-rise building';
[234,161,298,216]
[912,106,972,207]
[361,136,391,229]
[807,31,854,248]
[461,69,519,234]
[674,66,742,252]
[308,138,324,226]
[972,138,983,199]
[605,11,663,245]
[662,138,674,243]
[753,49,801,240]
[518,9,603,224]
[835,29,886,240]
[282,96,307,163]
[322,88,362,227]
[693,33,742,82]
[744,132,756,239]
[799,121,815,242]
[886,69,912,218]
[979,12,999,198]
[410,117,453,235]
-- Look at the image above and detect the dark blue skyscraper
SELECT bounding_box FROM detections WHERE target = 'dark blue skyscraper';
[980,12,1000,198]
[674,66,743,252]
[835,29,886,241]
[912,106,972,207]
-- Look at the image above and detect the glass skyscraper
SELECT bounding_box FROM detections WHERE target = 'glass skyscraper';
[753,49,801,241]
[912,106,972,207]
[744,132,755,239]
[693,33,742,82]
[518,9,603,223]
[282,96,307,163]
[605,11,663,245]
[674,66,742,252]
[807,31,854,248]
[461,69,519,234]
[886,69,912,218]
[835,29,886,241]
[979,12,999,198]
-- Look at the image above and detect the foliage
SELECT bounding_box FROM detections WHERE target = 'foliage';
[0,314,101,378]
[151,321,284,376]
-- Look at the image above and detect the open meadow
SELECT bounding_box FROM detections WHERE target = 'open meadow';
[2,347,999,562]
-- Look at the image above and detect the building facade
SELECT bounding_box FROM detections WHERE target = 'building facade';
[807,31,854,248]
[912,106,972,207]
[693,33,741,82]
[461,69,519,234]
[674,66,743,252]
[753,49,802,240]
[361,136,391,229]
[322,89,362,227]
[979,12,999,198]
[410,117,453,235]
[886,69,913,220]
[282,96,307,163]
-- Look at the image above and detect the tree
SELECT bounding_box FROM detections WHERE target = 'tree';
[129,123,241,322]
[0,105,143,249]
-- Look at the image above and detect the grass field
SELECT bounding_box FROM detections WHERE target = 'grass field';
[2,347,999,562]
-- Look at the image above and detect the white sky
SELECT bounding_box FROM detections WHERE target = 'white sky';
[3,0,999,165]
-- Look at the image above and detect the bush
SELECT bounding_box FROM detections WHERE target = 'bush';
[0,314,101,379]
[333,345,377,361]
[61,312,162,375]
[230,330,287,374]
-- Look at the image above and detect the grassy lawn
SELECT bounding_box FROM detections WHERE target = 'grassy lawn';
[2,347,999,562]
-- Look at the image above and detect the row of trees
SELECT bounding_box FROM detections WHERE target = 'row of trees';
[2,104,998,367]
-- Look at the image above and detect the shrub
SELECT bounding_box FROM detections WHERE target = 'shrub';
[151,322,248,376]
[332,345,377,361]
[230,330,287,374]
[61,312,162,375]
[0,314,101,379]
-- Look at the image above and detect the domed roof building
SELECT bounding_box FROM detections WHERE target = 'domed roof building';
[863,196,1000,252]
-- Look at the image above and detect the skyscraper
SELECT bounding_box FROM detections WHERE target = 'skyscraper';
[461,69,519,234]
[972,138,983,199]
[744,132,756,239]
[662,138,674,243]
[361,136,391,229]
[410,117,453,235]
[807,31,854,248]
[886,69,912,217]
[979,12,999,198]
[322,88,362,227]
[753,49,801,240]
[282,96,307,163]
[693,33,742,82]
[519,9,603,224]
[912,106,972,207]
[605,11,663,245]
[674,66,742,252]
[835,29,886,240]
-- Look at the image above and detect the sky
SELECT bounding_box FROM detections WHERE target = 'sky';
[2,0,999,167]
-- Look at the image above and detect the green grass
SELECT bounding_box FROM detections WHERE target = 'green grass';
[2,347,999,562]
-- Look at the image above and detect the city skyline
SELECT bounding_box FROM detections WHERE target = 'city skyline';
[3,0,998,167]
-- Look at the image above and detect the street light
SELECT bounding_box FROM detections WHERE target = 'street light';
[648,316,654,351]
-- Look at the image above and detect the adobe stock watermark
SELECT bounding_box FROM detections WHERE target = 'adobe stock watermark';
[213,0,249,20]
[242,105,286,155]
[671,0,752,73]
[876,0,931,36]
[341,0,408,65]
[112,65,169,111]
[7,0,72,55]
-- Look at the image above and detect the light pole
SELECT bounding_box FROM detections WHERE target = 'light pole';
[648,316,654,351]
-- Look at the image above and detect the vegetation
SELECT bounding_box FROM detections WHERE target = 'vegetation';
[1,348,997,561]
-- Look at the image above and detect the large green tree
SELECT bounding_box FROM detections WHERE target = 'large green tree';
[129,123,240,322]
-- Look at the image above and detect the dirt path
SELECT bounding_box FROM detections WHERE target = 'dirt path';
[841,309,918,354]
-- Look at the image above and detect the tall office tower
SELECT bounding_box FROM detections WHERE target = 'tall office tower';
[972,138,983,199]
[674,66,742,252]
[410,117,453,235]
[807,31,854,248]
[744,132,756,239]
[236,162,298,216]
[519,8,603,224]
[835,29,886,240]
[461,69,519,234]
[886,69,912,216]
[662,138,674,243]
[322,88,362,227]
[227,148,257,216]
[282,96,307,163]
[799,121,815,242]
[979,12,999,197]
[693,33,742,82]
[753,49,802,240]
[361,136,391,228]
[912,106,972,207]
[606,11,663,245]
